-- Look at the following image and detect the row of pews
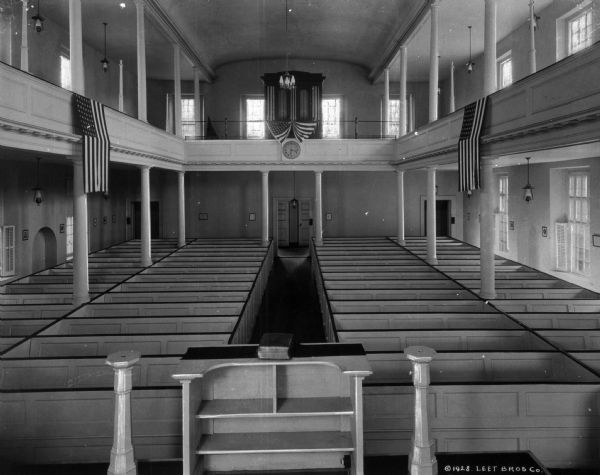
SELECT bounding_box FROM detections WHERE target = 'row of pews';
[0,238,274,463]
[311,236,600,469]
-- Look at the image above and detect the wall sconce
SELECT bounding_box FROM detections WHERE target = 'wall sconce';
[32,157,43,205]
[100,22,109,72]
[31,0,45,33]
[522,157,534,202]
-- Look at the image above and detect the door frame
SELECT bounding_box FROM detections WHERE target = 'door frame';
[273,196,313,250]
[420,195,457,237]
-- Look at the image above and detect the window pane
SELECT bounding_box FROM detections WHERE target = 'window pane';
[246,98,265,139]
[569,9,593,54]
[322,98,340,138]
[181,98,196,138]
[389,99,400,136]
[60,56,72,91]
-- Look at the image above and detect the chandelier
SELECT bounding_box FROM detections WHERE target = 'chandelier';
[279,0,295,90]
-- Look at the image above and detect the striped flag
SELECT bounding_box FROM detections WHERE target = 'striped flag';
[266,121,292,143]
[292,121,317,141]
[73,94,110,193]
[458,96,487,192]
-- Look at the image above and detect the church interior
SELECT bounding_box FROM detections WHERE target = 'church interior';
[1,0,600,473]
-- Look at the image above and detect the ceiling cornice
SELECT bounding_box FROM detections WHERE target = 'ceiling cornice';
[144,0,215,82]
[368,0,430,83]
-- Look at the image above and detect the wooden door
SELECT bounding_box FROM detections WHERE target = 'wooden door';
[277,200,290,247]
[299,200,312,246]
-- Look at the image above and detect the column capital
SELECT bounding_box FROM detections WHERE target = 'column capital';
[139,164,152,171]
[133,0,145,8]
[178,169,185,176]
[430,0,440,8]
[395,169,405,176]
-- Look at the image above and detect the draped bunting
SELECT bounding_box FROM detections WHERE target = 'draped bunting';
[458,96,487,193]
[266,120,317,144]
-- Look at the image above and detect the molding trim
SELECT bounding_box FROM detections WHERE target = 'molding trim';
[0,118,79,144]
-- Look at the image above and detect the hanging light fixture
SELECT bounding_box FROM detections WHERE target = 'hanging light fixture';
[522,157,534,202]
[32,157,43,205]
[466,26,475,73]
[100,22,109,73]
[31,0,45,33]
[279,0,295,90]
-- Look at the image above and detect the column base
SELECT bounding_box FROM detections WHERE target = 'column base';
[315,239,324,246]
[479,290,497,300]
[107,448,137,475]
[427,258,438,265]
[409,441,438,475]
[72,292,89,307]
[397,239,406,246]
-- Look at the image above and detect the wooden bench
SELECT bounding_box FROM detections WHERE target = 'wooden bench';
[96,290,248,304]
[115,281,253,292]
[337,329,553,351]
[537,330,600,351]
[0,304,72,318]
[326,288,476,300]
[79,300,244,317]
[493,299,600,312]
[509,312,600,329]
[324,279,460,290]
[330,299,496,313]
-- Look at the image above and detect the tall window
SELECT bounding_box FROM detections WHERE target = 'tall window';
[497,176,509,252]
[497,53,513,89]
[389,99,400,137]
[322,97,341,138]
[569,172,590,274]
[60,55,72,91]
[66,216,74,261]
[1,225,16,277]
[568,8,593,54]
[246,98,265,139]
[181,97,195,138]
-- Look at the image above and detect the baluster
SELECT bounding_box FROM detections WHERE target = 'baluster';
[405,346,437,475]
[107,350,140,475]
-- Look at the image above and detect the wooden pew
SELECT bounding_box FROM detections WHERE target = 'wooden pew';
[330,299,496,313]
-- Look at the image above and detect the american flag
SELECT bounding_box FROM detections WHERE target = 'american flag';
[458,97,487,192]
[266,121,292,144]
[73,94,110,194]
[292,121,317,141]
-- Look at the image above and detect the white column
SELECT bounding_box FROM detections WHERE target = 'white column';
[529,0,537,75]
[69,0,85,95]
[72,156,89,306]
[426,166,437,265]
[397,170,405,245]
[193,66,202,138]
[405,346,438,475]
[483,0,498,96]
[173,43,182,137]
[449,61,456,113]
[134,0,147,121]
[140,166,152,267]
[20,0,28,72]
[261,171,269,246]
[399,46,408,136]
[428,0,440,122]
[314,171,323,246]
[106,350,140,475]
[177,171,185,248]
[118,60,124,112]
[480,159,496,299]
[383,67,390,137]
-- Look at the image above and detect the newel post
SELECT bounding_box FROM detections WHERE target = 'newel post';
[106,350,140,475]
[405,345,437,475]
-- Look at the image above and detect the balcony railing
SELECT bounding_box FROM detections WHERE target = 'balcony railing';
[181,119,400,140]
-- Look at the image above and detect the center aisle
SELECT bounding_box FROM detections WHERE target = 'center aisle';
[251,248,326,343]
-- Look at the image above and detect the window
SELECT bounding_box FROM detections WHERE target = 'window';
[322,97,341,138]
[60,55,72,91]
[568,172,590,274]
[388,99,400,137]
[246,98,265,139]
[1,225,16,277]
[66,216,74,261]
[181,97,196,138]
[497,53,513,89]
[497,176,509,252]
[569,8,593,54]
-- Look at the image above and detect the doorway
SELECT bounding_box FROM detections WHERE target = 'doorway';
[32,227,58,272]
[423,199,451,236]
[132,201,160,239]
[276,199,312,249]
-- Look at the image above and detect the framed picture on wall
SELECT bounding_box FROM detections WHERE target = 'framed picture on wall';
[59,224,65,233]
[199,213,208,221]
[249,213,256,221]
[542,226,548,238]
[593,235,600,247]
[22,229,29,241]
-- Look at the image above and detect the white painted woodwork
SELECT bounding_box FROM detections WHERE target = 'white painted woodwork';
[106,350,140,475]
[396,170,405,245]
[72,156,89,306]
[261,171,269,245]
[193,67,202,137]
[172,352,372,475]
[479,160,496,299]
[529,0,537,75]
[426,167,437,265]
[69,0,85,95]
[399,46,408,136]
[173,44,182,137]
[20,1,28,72]
[177,171,186,248]
[140,166,152,267]
[449,61,455,113]
[383,68,390,136]
[428,0,440,123]
[314,171,323,245]
[119,60,124,112]
[483,0,497,96]
[134,0,147,122]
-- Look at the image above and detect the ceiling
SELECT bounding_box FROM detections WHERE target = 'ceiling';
[26,0,553,83]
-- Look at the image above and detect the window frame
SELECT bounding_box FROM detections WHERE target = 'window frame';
[243,95,266,139]
[497,175,509,253]
[497,51,513,89]
[321,96,342,139]
[568,7,593,55]
[568,171,591,275]
[60,53,72,91]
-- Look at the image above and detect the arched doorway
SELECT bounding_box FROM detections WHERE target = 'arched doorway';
[32,227,58,272]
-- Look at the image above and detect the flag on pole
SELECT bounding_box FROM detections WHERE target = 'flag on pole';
[458,96,487,192]
[73,94,110,194]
